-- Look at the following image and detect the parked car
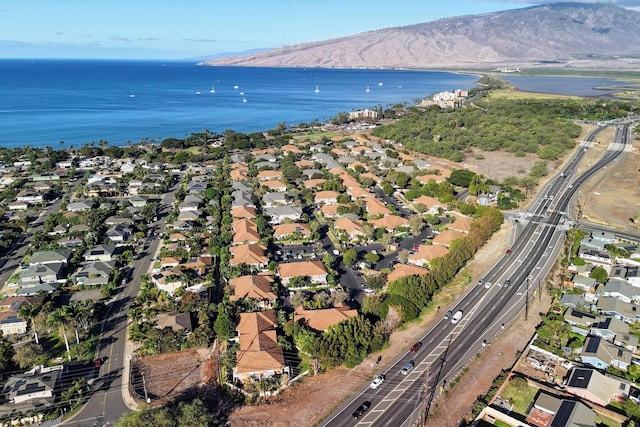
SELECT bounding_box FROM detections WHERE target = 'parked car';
[400,361,414,375]
[410,342,422,353]
[369,374,385,389]
[352,401,371,419]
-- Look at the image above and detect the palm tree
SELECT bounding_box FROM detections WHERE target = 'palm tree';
[18,302,41,344]
[47,307,71,361]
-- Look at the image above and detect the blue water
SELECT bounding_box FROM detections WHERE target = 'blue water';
[0,60,480,149]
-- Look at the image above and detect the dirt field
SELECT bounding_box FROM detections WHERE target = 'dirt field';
[132,347,216,406]
[572,126,640,233]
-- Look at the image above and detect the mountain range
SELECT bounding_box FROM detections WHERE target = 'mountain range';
[203,3,640,70]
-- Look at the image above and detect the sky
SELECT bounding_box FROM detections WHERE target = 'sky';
[2,0,640,60]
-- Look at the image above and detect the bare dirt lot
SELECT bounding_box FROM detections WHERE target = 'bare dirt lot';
[132,348,215,406]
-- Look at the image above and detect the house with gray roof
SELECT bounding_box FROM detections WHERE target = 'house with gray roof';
[264,206,303,225]
[597,296,640,324]
[578,248,613,268]
[0,365,62,416]
[526,391,596,427]
[262,192,288,208]
[597,279,640,304]
[83,244,117,262]
[580,335,632,371]
[254,153,277,163]
[106,224,132,243]
[590,316,638,351]
[254,160,279,170]
[559,293,587,309]
[105,216,135,226]
[29,249,71,266]
[301,168,323,178]
[626,265,640,288]
[565,367,631,406]
[609,265,628,281]
[67,201,93,212]
[563,308,597,331]
[232,181,252,192]
[20,263,65,287]
[570,275,598,293]
[73,261,115,287]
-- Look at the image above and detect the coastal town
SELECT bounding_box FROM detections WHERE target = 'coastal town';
[0,85,639,427]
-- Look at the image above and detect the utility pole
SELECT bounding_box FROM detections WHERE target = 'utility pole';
[525,276,530,321]
[538,278,542,301]
[141,370,151,404]
[419,366,431,426]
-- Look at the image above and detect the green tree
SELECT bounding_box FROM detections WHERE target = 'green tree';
[589,266,608,284]
[213,306,236,340]
[0,335,16,373]
[342,248,358,266]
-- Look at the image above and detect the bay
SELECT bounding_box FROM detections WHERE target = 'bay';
[502,75,637,97]
[0,60,480,149]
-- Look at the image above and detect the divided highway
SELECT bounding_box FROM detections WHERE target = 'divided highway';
[323,121,636,427]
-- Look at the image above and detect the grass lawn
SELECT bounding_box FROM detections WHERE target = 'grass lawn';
[498,376,537,415]
[494,420,511,427]
[595,414,622,427]
[487,89,579,101]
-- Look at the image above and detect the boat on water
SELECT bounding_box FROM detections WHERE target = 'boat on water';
[240,91,244,95]
[242,97,247,103]
[365,85,370,92]
[196,91,201,95]
[210,85,215,93]
[314,85,320,93]
[234,85,239,89]
[378,82,383,86]
[129,92,135,98]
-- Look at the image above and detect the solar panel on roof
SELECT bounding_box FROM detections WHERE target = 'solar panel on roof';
[585,337,600,353]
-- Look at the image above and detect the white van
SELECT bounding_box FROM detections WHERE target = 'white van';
[451,310,463,324]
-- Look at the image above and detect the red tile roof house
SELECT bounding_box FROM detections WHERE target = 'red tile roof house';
[256,170,284,182]
[448,212,473,233]
[347,185,373,200]
[304,178,327,189]
[232,218,261,245]
[369,215,410,233]
[320,203,348,218]
[333,217,366,242]
[231,206,257,219]
[314,190,340,206]
[229,244,269,269]
[365,198,392,217]
[229,274,277,309]
[272,223,311,241]
[387,264,429,284]
[408,244,449,268]
[234,310,287,381]
[432,229,466,248]
[259,180,288,192]
[278,261,328,286]
[412,195,448,215]
[293,304,359,332]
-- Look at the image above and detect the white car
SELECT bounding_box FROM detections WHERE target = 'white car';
[370,375,385,389]
[484,282,492,289]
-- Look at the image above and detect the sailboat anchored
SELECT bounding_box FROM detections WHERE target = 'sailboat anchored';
[210,85,215,93]
[314,85,320,93]
[365,85,370,93]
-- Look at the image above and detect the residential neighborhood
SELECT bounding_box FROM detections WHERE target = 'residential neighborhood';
[0,120,638,427]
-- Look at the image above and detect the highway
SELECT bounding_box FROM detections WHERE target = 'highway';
[322,121,636,427]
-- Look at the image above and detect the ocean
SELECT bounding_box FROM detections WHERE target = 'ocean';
[0,60,480,149]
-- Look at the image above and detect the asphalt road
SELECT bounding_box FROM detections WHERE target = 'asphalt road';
[60,183,178,427]
[322,121,635,426]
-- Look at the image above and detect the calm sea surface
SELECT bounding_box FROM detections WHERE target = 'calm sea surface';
[0,60,480,149]
[1,60,632,150]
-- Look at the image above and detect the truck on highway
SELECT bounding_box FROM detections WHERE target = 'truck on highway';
[451,310,463,324]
